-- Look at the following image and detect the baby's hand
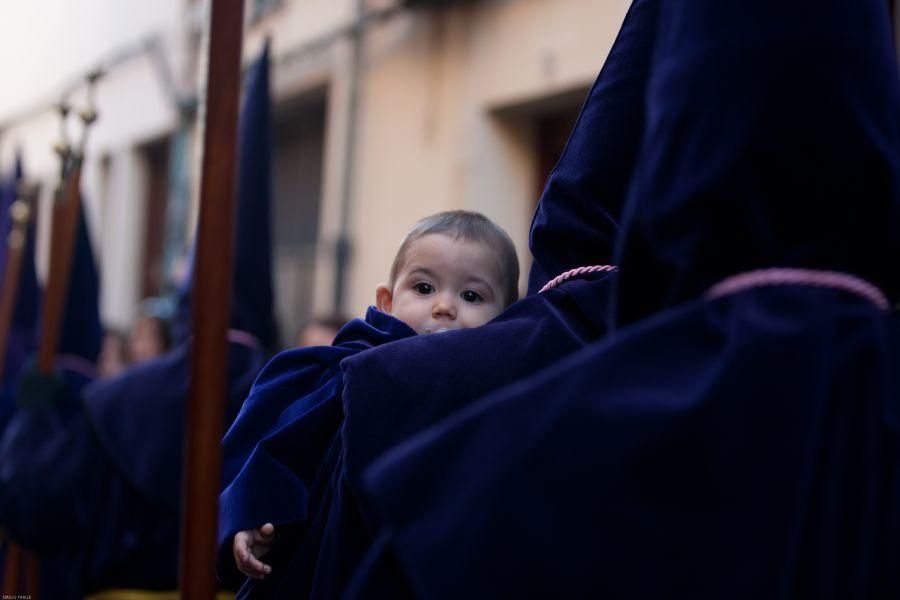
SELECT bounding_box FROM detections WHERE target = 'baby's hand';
[233,523,275,579]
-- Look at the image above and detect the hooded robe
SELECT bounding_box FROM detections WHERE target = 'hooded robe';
[353,0,900,597]
[233,1,660,596]
[0,44,279,596]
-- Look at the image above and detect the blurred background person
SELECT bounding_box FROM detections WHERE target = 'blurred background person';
[128,296,173,364]
[97,329,129,378]
[294,314,348,348]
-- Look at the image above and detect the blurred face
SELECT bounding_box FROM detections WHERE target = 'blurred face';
[98,333,127,379]
[296,323,340,348]
[376,233,506,335]
[129,317,166,364]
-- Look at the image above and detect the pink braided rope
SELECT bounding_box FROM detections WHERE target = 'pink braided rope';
[539,265,618,293]
[227,329,263,350]
[706,268,890,312]
[56,354,99,380]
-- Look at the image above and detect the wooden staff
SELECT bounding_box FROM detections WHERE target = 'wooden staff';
[178,1,245,598]
[9,77,101,600]
[0,182,35,600]
[0,185,37,382]
[0,187,41,600]
[36,160,83,375]
[0,142,78,600]
[0,542,37,599]
[0,164,68,600]
[1,543,21,597]
[37,86,98,376]
[5,147,78,600]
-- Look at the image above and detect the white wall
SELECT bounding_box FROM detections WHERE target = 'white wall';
[0,0,185,125]
[0,0,632,334]
[0,0,188,327]
[342,0,630,315]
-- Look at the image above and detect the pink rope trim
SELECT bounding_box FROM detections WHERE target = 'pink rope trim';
[706,268,890,312]
[56,354,98,380]
[540,265,618,293]
[227,329,263,350]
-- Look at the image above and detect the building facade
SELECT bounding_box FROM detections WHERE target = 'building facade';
[0,0,632,346]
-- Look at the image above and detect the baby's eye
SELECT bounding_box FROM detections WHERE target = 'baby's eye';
[461,290,484,303]
[414,282,435,295]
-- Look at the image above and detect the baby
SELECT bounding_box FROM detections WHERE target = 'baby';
[222,210,520,582]
[374,210,520,335]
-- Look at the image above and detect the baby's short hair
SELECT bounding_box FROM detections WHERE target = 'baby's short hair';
[389,210,520,306]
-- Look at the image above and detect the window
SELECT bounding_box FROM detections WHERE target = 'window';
[139,138,170,297]
[250,0,282,24]
[272,89,328,346]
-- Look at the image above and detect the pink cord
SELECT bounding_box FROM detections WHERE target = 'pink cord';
[706,268,890,312]
[227,329,263,350]
[56,354,99,380]
[539,265,618,293]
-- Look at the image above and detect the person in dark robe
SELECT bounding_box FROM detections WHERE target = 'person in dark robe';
[0,158,23,288]
[350,0,900,597]
[218,210,520,592]
[4,193,103,428]
[0,179,105,598]
[0,44,278,597]
[0,158,43,595]
[0,156,38,432]
[229,1,660,597]
[0,158,23,285]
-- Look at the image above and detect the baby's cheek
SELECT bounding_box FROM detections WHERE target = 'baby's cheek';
[467,306,498,328]
[483,304,505,323]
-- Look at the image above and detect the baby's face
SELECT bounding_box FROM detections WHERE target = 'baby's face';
[379,233,507,335]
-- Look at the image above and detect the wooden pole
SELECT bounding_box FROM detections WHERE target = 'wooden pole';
[36,164,82,375]
[36,76,100,376]
[0,189,36,382]
[1,543,21,596]
[7,154,82,600]
[178,0,245,598]
[1,149,82,600]
[3,77,99,600]
[0,545,36,598]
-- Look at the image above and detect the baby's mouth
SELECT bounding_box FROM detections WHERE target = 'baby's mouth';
[423,326,452,335]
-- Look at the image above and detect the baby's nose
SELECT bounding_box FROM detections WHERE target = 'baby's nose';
[432,296,458,320]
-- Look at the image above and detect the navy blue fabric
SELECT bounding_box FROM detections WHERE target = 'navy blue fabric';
[9,183,40,373]
[0,160,87,599]
[174,43,277,349]
[56,208,102,363]
[613,0,900,326]
[353,0,900,597]
[0,368,95,600]
[0,44,279,596]
[340,275,615,510]
[0,157,40,431]
[217,308,416,580]
[227,275,614,598]
[233,3,659,596]
[0,384,14,445]
[0,166,14,285]
[0,169,18,435]
[361,291,900,599]
[527,0,657,295]
[232,42,277,349]
[0,156,39,383]
[0,157,21,278]
[0,341,263,594]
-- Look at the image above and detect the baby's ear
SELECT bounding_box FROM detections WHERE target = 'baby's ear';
[375,283,393,313]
